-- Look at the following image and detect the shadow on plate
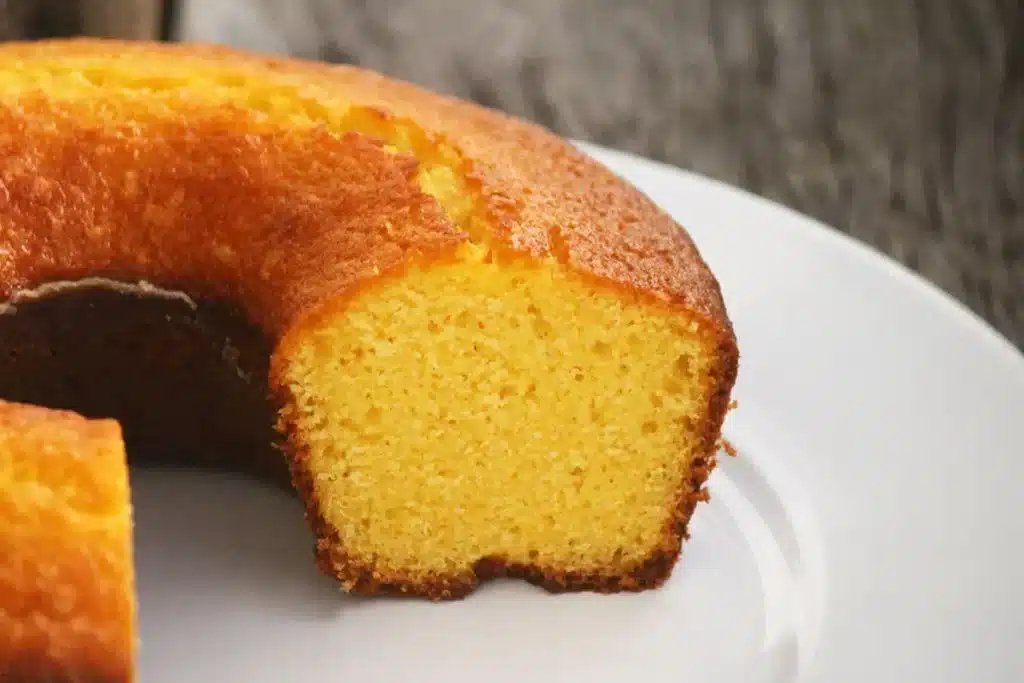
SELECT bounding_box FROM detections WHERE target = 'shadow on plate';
[130,466,347,622]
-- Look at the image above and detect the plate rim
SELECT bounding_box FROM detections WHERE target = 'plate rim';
[577,140,1024,682]
[575,140,1024,370]
[132,139,1024,683]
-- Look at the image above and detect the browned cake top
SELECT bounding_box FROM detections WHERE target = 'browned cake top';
[0,39,733,345]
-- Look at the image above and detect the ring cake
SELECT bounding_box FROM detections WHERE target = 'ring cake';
[0,39,738,681]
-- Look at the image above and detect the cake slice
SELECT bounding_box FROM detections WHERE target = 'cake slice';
[277,242,737,600]
[0,400,135,683]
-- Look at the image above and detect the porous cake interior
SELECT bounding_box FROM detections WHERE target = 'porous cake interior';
[0,405,134,680]
[283,247,715,584]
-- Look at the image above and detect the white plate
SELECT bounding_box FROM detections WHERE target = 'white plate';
[131,142,1024,683]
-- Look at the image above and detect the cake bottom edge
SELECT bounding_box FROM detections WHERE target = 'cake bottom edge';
[287,445,717,603]
[311,540,689,602]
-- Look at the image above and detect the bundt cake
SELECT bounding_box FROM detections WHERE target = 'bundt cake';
[0,399,135,682]
[0,37,738,611]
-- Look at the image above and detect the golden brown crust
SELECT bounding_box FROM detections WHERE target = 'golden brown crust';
[0,95,463,335]
[0,38,732,334]
[0,400,134,683]
[0,39,738,600]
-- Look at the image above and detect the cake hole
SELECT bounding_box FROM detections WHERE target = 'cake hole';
[612,547,624,564]
[532,316,553,338]
[593,340,612,356]
[498,385,515,399]
[641,421,658,435]
[528,549,539,560]
[571,466,585,491]
[650,393,664,409]
[427,320,441,333]
[527,303,553,337]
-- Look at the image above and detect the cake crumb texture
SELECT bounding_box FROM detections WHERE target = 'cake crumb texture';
[281,248,725,598]
[0,400,134,683]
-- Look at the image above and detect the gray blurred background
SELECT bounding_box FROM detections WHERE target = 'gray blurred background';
[4,0,1022,347]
